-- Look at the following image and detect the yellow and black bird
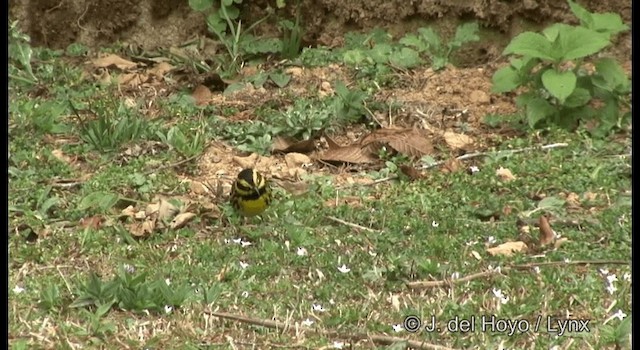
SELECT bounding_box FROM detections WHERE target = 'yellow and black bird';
[230,168,272,217]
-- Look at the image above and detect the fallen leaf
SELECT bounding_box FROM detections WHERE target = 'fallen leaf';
[496,167,516,181]
[157,199,180,221]
[583,192,598,202]
[92,54,137,71]
[51,149,73,164]
[565,192,581,209]
[486,241,528,257]
[399,164,423,180]
[443,131,474,150]
[170,212,196,230]
[79,215,103,230]
[284,152,312,168]
[361,128,434,158]
[130,219,155,237]
[441,158,462,173]
[316,144,377,164]
[192,84,212,106]
[118,72,147,87]
[274,180,309,196]
[121,205,137,218]
[232,154,260,169]
[272,136,317,153]
[538,215,555,246]
[148,62,174,78]
[554,237,569,249]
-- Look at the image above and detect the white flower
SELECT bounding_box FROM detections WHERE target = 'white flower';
[432,221,439,227]
[240,240,252,247]
[164,305,173,314]
[392,324,404,332]
[563,258,571,263]
[488,265,501,273]
[337,264,351,273]
[487,236,496,244]
[232,238,242,244]
[241,291,249,298]
[332,341,344,349]
[312,304,326,312]
[612,309,627,321]
[533,266,541,274]
[170,244,178,252]
[466,240,479,246]
[12,286,25,294]
[368,250,377,257]
[296,247,308,256]
[469,166,480,173]
[451,272,460,279]
[165,278,171,286]
[301,318,314,327]
[123,264,136,273]
[599,268,610,275]
[623,272,631,281]
[492,288,509,304]
[607,274,618,284]
[606,284,618,295]
[239,261,249,269]
[329,299,335,305]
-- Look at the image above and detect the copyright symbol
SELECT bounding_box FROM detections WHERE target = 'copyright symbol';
[403,315,421,333]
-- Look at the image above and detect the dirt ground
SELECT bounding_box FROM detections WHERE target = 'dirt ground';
[10,0,632,187]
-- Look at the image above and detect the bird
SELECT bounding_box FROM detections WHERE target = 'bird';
[230,168,272,217]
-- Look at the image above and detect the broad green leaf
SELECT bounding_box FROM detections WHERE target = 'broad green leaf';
[342,49,368,66]
[542,23,562,42]
[188,0,213,11]
[389,47,422,69]
[556,25,610,60]
[269,72,291,88]
[567,0,593,27]
[538,196,566,210]
[541,69,576,102]
[77,191,119,212]
[451,22,479,48]
[206,13,226,34]
[399,34,426,51]
[590,13,629,36]
[431,56,448,71]
[594,58,630,92]
[523,97,555,128]
[276,0,286,8]
[563,88,591,108]
[417,27,441,49]
[370,43,393,64]
[223,82,247,96]
[503,32,554,61]
[249,72,268,88]
[223,5,240,20]
[491,66,521,93]
[222,0,233,6]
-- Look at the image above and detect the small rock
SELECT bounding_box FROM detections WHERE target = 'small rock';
[470,90,490,104]
[285,152,312,168]
[285,67,303,77]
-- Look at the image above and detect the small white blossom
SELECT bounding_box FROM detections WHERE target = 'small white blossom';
[165,278,171,286]
[432,221,439,227]
[240,240,252,247]
[241,291,249,298]
[451,272,460,279]
[296,247,308,256]
[623,272,631,281]
[164,305,173,314]
[329,299,335,305]
[239,261,249,269]
[332,341,344,349]
[392,324,404,332]
[599,268,610,275]
[487,236,496,244]
[606,284,618,295]
[124,264,136,273]
[368,250,377,257]
[469,166,480,173]
[563,258,571,263]
[533,266,541,274]
[607,274,618,284]
[611,309,627,321]
[466,240,479,246]
[170,244,178,252]
[232,238,242,244]
[337,264,351,273]
[312,304,327,312]
[12,286,25,294]
[301,318,314,327]
[492,288,509,304]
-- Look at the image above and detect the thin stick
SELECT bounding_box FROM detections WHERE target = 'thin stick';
[407,259,629,290]
[208,311,457,350]
[420,143,569,170]
[406,270,500,290]
[326,216,380,233]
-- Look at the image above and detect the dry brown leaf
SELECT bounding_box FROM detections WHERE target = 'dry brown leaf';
[361,128,434,158]
[502,205,513,216]
[496,167,517,181]
[121,205,137,218]
[271,136,316,153]
[583,192,598,202]
[93,68,112,85]
[232,154,260,169]
[79,215,103,230]
[275,180,309,196]
[323,196,367,208]
[157,199,180,221]
[399,164,423,180]
[316,145,377,164]
[443,131,474,150]
[130,220,155,237]
[92,54,137,71]
[554,237,569,249]
[566,192,581,209]
[51,149,73,164]
[538,215,555,246]
[284,152,312,168]
[324,134,342,149]
[118,73,147,87]
[486,241,528,257]
[216,265,229,282]
[148,62,174,78]
[192,84,212,106]
[441,158,462,173]
[171,212,196,230]
[134,210,147,220]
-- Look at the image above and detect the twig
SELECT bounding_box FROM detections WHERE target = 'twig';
[420,142,570,170]
[406,259,629,290]
[406,270,501,290]
[143,153,202,175]
[208,311,457,350]
[326,216,380,233]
